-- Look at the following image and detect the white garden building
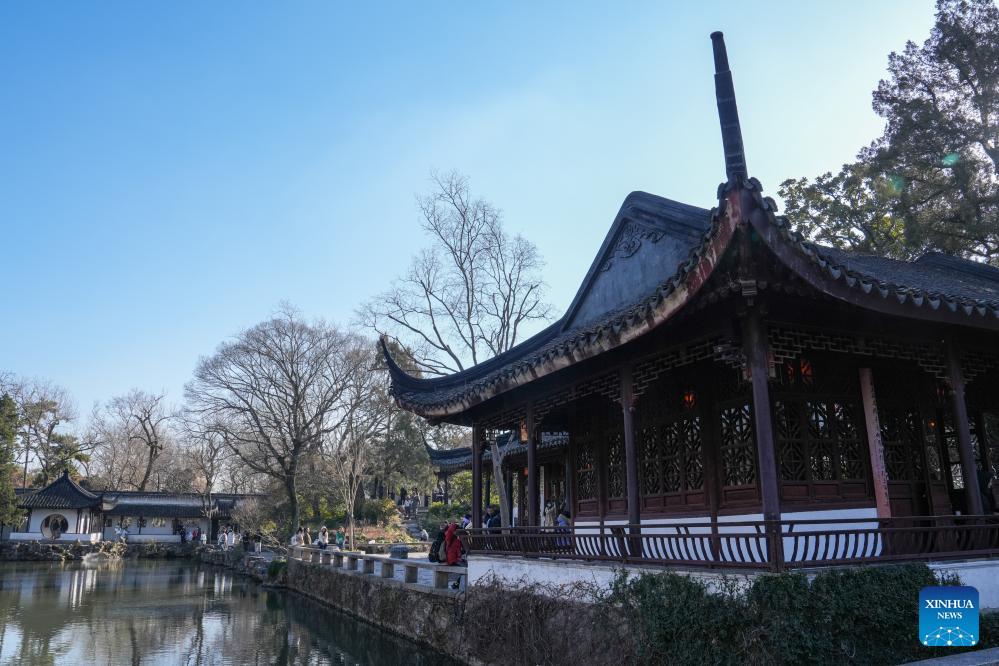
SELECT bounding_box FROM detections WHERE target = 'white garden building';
[10,470,252,543]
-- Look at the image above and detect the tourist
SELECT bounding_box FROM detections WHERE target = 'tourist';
[556,508,572,548]
[316,526,329,550]
[485,506,502,531]
[303,526,312,546]
[290,527,303,546]
[443,521,463,566]
[186,526,194,543]
[419,527,429,541]
[218,530,227,550]
[254,532,262,553]
[200,531,208,546]
[227,528,236,549]
[460,513,471,529]
[335,526,346,549]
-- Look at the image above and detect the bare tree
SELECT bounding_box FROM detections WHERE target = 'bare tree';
[322,345,385,550]
[361,171,555,376]
[186,306,370,534]
[90,390,173,491]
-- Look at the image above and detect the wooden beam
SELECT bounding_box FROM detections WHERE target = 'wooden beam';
[742,310,780,522]
[945,341,984,515]
[859,368,892,519]
[471,424,483,528]
[620,365,641,530]
[527,404,538,527]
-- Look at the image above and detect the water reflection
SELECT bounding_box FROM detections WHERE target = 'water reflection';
[0,561,457,665]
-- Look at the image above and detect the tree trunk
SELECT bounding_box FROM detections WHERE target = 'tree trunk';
[285,475,299,536]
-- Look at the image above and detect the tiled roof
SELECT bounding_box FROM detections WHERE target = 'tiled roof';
[19,471,101,510]
[384,191,730,420]
[386,180,999,422]
[427,432,570,473]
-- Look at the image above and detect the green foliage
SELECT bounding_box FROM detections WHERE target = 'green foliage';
[267,559,287,579]
[607,563,994,666]
[353,498,399,526]
[781,0,999,265]
[419,500,470,532]
[0,395,22,526]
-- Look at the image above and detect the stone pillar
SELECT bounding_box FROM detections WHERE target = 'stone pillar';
[471,424,483,529]
[859,368,892,518]
[620,366,641,532]
[946,341,984,515]
[526,404,539,527]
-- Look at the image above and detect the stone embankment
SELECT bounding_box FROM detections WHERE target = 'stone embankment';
[0,539,199,561]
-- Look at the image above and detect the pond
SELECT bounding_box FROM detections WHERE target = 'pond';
[0,560,459,665]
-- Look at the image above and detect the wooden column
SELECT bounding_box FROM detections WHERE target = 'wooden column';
[484,469,492,512]
[945,341,984,515]
[564,451,574,515]
[620,366,641,531]
[442,473,450,505]
[471,424,483,529]
[504,470,514,525]
[526,405,539,527]
[859,368,892,519]
[742,311,780,522]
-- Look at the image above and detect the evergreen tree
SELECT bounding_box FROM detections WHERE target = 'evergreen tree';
[0,395,24,526]
[781,0,999,263]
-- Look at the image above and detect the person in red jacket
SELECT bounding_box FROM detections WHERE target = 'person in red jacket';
[444,522,464,565]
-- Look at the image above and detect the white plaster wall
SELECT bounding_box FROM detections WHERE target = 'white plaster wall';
[9,532,101,543]
[930,560,999,610]
[468,555,755,596]
[574,508,880,564]
[26,509,80,535]
[781,507,880,562]
[470,555,999,610]
[126,534,181,543]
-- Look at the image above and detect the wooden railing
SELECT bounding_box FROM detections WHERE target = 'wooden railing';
[458,515,999,572]
[287,546,465,591]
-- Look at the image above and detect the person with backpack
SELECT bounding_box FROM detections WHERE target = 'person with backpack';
[428,524,447,563]
[444,521,464,566]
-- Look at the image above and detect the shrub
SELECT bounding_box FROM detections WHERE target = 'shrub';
[604,563,995,666]
[266,559,287,580]
[420,501,470,532]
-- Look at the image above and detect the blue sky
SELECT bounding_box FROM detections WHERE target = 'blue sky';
[1,2,937,420]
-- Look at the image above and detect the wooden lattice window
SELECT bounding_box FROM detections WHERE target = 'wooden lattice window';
[637,381,704,509]
[576,436,597,501]
[720,403,755,487]
[606,433,626,499]
[880,408,926,482]
[772,355,869,504]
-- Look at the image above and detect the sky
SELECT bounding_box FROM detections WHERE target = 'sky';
[0,2,939,424]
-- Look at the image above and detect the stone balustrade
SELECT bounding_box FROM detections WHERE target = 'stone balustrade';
[288,545,464,592]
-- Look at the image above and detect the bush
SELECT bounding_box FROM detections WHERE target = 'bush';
[266,559,287,580]
[605,563,996,666]
[420,501,470,532]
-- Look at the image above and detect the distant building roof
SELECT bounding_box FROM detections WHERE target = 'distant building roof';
[17,472,258,519]
[18,471,101,510]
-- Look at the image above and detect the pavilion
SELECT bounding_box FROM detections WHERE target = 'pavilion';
[387,33,999,574]
[10,470,254,543]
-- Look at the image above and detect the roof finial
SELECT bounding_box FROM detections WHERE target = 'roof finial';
[710,32,747,182]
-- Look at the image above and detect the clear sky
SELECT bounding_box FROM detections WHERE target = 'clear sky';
[1,2,938,421]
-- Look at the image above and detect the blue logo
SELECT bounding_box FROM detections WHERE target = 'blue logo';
[920,586,979,647]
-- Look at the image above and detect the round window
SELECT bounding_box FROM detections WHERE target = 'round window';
[41,514,70,539]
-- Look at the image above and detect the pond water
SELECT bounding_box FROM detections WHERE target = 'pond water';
[0,560,459,665]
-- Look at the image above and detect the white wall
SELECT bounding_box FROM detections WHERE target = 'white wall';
[9,532,101,543]
[26,509,80,535]
[574,507,879,564]
[930,560,999,610]
[470,554,999,610]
